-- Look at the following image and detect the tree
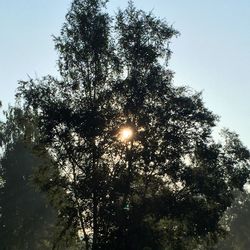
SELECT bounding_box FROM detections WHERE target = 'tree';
[214,190,250,250]
[0,107,56,249]
[0,106,84,250]
[18,0,250,249]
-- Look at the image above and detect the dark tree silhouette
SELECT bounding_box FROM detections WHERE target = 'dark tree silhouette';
[0,107,83,250]
[18,0,250,249]
[0,107,56,250]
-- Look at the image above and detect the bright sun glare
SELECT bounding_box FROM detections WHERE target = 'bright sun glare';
[119,127,133,141]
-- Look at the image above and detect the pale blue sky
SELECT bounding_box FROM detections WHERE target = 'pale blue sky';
[0,0,249,147]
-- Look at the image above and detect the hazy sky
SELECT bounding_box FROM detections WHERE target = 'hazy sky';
[0,0,249,147]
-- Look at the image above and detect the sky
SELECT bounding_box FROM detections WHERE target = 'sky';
[0,0,249,147]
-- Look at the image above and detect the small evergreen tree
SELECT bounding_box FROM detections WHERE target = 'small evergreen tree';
[0,107,56,250]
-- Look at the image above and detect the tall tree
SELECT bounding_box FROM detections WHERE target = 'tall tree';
[18,0,250,249]
[0,107,83,250]
[0,107,56,249]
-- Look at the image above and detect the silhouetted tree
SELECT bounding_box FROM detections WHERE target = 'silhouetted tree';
[0,107,84,250]
[213,190,250,250]
[18,0,250,249]
[0,107,56,249]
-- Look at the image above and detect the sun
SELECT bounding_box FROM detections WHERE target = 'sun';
[119,127,134,141]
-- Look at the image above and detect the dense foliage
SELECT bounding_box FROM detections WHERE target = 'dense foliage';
[17,0,250,249]
[214,191,250,250]
[0,107,83,250]
[0,107,56,250]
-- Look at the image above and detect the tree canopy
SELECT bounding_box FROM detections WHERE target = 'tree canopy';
[0,107,56,249]
[17,0,250,249]
[214,191,250,250]
[0,107,83,250]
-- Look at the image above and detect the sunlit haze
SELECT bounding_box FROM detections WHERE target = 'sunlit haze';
[119,127,134,141]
